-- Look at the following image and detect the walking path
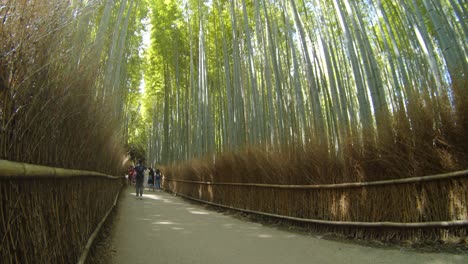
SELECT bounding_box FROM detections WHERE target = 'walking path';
[108,187,467,264]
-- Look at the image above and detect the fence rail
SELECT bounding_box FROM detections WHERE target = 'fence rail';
[163,169,468,241]
[0,159,119,179]
[163,169,468,189]
[170,190,468,228]
[0,159,123,264]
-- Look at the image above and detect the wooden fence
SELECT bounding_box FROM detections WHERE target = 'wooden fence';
[163,170,468,241]
[0,160,124,263]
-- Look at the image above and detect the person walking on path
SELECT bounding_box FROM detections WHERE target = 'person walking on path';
[148,168,155,191]
[155,168,161,191]
[134,159,146,199]
[127,166,134,185]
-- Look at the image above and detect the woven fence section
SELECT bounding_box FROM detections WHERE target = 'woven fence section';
[0,175,123,263]
[163,176,468,241]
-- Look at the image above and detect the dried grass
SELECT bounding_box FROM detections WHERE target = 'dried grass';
[0,0,128,175]
[0,176,123,263]
[0,2,129,261]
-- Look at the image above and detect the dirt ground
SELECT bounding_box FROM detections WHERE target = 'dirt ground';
[87,187,467,264]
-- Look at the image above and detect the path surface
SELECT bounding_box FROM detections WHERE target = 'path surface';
[108,187,467,264]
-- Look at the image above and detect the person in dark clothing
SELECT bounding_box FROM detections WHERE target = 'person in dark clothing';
[134,159,146,199]
[148,167,155,191]
[155,169,161,190]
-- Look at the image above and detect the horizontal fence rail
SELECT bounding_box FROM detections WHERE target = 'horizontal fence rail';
[0,159,119,179]
[171,190,468,228]
[163,169,468,241]
[0,159,123,264]
[163,169,468,189]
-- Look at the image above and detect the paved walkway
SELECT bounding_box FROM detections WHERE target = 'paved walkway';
[108,187,467,264]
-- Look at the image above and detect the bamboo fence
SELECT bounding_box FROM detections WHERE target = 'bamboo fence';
[0,160,124,263]
[163,170,468,242]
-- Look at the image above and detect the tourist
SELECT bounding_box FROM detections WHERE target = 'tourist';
[134,159,146,199]
[148,167,155,191]
[155,168,161,191]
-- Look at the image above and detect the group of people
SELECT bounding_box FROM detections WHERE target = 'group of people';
[127,159,162,199]
[147,167,162,191]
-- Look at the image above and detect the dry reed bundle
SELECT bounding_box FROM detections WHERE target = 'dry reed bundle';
[0,160,123,263]
[0,0,130,176]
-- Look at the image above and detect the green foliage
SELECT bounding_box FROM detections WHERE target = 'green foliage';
[141,0,468,181]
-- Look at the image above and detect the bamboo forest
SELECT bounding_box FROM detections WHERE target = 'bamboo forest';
[0,0,468,262]
[2,0,467,180]
[145,0,468,185]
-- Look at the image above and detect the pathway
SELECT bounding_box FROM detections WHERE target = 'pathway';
[108,187,467,264]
